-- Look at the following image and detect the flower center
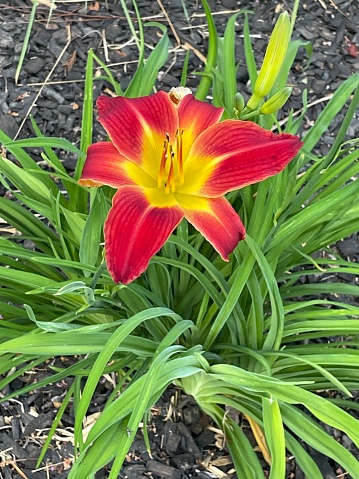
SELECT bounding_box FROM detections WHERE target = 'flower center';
[157,128,185,194]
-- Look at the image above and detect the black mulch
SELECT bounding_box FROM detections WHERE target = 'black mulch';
[0,0,359,478]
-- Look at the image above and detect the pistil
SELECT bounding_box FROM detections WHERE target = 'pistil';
[165,149,175,194]
[158,133,170,188]
[176,129,184,185]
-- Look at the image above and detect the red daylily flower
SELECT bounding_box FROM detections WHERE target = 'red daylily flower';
[79,88,302,284]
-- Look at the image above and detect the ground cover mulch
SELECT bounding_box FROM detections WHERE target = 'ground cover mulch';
[0,0,359,478]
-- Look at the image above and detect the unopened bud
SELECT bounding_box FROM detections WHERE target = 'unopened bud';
[254,12,291,98]
[234,92,245,114]
[260,87,292,114]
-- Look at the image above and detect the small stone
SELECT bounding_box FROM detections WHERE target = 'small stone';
[58,113,67,130]
[64,115,76,132]
[23,57,46,75]
[147,459,182,479]
[52,28,70,45]
[42,87,65,104]
[311,79,327,95]
[0,56,12,69]
[37,99,57,110]
[0,114,18,138]
[0,28,14,49]
[104,21,122,42]
[1,67,15,78]
[14,43,23,54]
[337,238,359,256]
[58,104,73,115]
[62,154,77,171]
[33,27,52,46]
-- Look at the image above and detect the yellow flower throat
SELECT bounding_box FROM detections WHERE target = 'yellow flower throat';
[157,128,185,194]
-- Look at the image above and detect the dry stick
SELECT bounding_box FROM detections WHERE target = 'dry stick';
[101,28,110,63]
[32,458,74,473]
[14,25,72,140]
[11,462,30,479]
[192,9,241,18]
[19,79,85,87]
[317,0,345,15]
[156,0,181,47]
[277,93,334,128]
[182,41,207,63]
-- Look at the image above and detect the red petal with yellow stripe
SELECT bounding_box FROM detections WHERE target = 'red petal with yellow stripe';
[182,120,303,197]
[104,186,184,284]
[97,92,178,179]
[177,95,223,161]
[176,193,246,260]
[79,142,135,188]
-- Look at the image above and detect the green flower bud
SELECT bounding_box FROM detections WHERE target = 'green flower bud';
[234,92,245,114]
[260,87,292,114]
[254,12,291,98]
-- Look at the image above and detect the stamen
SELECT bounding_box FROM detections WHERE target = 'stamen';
[176,129,184,186]
[158,133,170,188]
[165,149,175,194]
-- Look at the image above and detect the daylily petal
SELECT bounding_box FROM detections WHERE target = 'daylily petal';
[176,193,246,260]
[97,92,179,179]
[177,94,224,162]
[79,142,125,188]
[79,142,155,188]
[180,120,302,197]
[105,186,184,284]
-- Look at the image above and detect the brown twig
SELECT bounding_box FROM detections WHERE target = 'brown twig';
[156,0,181,46]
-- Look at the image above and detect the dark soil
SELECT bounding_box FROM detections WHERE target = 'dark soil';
[0,1,359,478]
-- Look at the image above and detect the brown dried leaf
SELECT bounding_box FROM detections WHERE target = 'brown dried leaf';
[63,50,77,75]
[15,92,30,102]
[347,42,358,58]
[89,1,100,11]
[244,414,271,466]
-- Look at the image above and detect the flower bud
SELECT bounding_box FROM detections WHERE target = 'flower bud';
[234,92,245,114]
[260,87,292,114]
[254,12,291,98]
